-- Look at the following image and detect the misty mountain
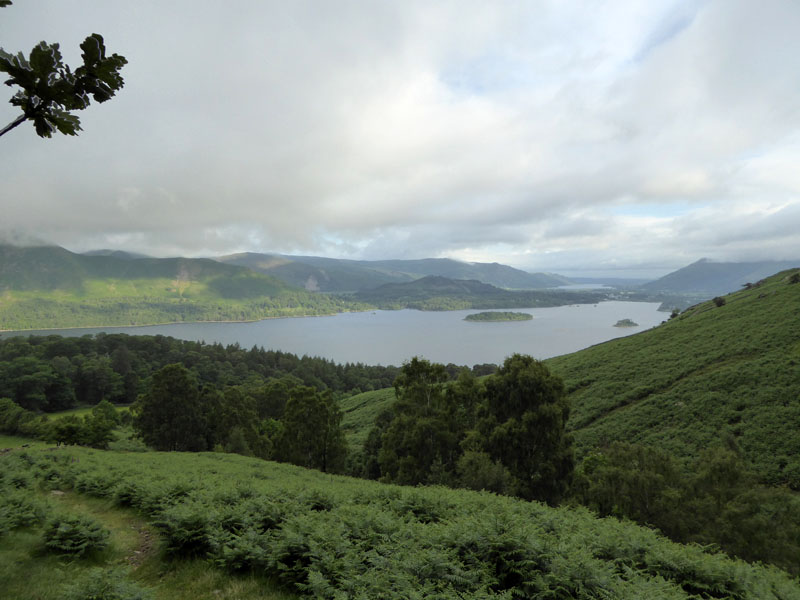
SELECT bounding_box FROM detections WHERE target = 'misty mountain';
[640,258,800,296]
[217,253,571,292]
[0,244,269,294]
[353,275,603,310]
[82,249,151,260]
[0,244,360,330]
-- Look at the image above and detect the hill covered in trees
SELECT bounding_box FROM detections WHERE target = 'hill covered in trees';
[217,253,571,292]
[353,275,604,310]
[0,245,367,330]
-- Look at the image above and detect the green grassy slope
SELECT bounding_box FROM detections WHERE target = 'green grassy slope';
[3,447,797,599]
[547,268,800,487]
[0,245,366,330]
[339,388,395,450]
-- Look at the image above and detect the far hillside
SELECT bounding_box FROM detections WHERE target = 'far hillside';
[548,268,800,488]
[353,275,603,310]
[0,245,365,330]
[640,257,799,296]
[217,252,571,292]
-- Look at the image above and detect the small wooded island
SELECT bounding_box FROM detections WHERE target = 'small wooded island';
[464,311,533,322]
[614,318,639,327]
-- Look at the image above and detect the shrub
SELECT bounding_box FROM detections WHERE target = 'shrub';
[0,488,47,534]
[713,296,726,307]
[43,514,110,556]
[61,567,153,600]
[153,504,214,557]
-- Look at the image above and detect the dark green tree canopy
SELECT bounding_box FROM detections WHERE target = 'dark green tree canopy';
[481,354,574,504]
[0,2,127,138]
[134,363,207,452]
[368,354,573,503]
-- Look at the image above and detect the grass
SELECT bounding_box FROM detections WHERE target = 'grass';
[339,388,395,451]
[0,434,50,450]
[0,491,144,600]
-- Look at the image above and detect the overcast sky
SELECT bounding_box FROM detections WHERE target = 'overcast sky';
[2,0,799,277]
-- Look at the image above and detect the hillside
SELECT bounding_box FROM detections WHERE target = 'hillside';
[218,253,571,292]
[547,268,800,488]
[2,446,797,599]
[353,275,603,310]
[640,258,799,296]
[0,245,364,330]
[361,258,572,289]
[217,252,412,292]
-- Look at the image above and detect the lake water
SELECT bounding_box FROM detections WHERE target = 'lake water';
[1,301,666,366]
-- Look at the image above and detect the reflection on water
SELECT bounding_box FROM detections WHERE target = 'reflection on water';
[1,302,666,367]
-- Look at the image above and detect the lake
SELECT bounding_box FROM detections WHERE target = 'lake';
[1,301,666,366]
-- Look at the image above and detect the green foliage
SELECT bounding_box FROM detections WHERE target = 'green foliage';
[61,568,153,600]
[3,447,798,599]
[0,245,372,330]
[548,270,800,489]
[367,355,573,504]
[0,28,126,138]
[355,275,607,310]
[464,311,533,322]
[613,318,638,327]
[0,333,400,408]
[134,364,208,451]
[481,354,574,504]
[375,358,463,485]
[275,386,348,473]
[0,486,48,534]
[573,442,800,574]
[43,513,110,556]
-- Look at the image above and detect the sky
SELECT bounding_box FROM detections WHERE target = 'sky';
[1,0,799,278]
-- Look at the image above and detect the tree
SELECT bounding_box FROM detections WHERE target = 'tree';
[133,364,208,451]
[275,386,347,473]
[0,1,127,138]
[377,357,460,485]
[480,354,574,504]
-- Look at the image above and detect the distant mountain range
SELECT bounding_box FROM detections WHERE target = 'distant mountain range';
[3,242,798,329]
[353,275,605,310]
[0,245,357,330]
[640,258,800,296]
[216,252,571,291]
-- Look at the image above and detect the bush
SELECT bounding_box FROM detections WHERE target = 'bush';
[0,488,47,534]
[43,514,110,556]
[153,504,214,557]
[713,296,726,307]
[61,567,152,600]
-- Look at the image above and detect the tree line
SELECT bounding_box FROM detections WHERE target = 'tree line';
[0,333,405,413]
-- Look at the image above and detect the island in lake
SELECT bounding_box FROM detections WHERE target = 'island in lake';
[614,318,639,327]
[465,311,533,322]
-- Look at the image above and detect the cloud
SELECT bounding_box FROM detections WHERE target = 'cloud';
[0,0,798,275]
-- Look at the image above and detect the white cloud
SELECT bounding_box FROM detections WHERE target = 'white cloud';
[0,0,798,275]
